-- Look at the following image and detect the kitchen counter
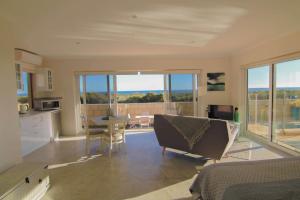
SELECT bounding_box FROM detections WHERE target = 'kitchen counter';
[19,109,62,156]
[19,109,60,118]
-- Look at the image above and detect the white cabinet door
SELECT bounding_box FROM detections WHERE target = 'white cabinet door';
[15,63,23,91]
[36,68,53,92]
[20,113,52,156]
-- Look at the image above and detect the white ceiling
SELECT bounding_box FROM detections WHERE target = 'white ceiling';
[1,0,300,59]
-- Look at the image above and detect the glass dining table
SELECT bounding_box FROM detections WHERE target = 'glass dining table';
[91,115,128,126]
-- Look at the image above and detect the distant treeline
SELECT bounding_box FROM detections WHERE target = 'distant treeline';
[249,89,300,100]
[118,93,163,103]
[81,91,193,104]
[18,96,29,104]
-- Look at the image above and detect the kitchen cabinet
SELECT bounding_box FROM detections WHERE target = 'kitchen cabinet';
[19,110,62,156]
[15,63,23,91]
[20,112,53,156]
[36,68,53,91]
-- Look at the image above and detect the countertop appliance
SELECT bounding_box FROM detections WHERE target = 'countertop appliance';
[34,97,62,111]
[19,104,30,114]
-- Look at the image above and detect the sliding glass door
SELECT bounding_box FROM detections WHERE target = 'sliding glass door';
[246,58,300,152]
[167,74,197,116]
[247,66,270,138]
[77,72,200,131]
[116,74,165,119]
[273,59,300,151]
[79,74,116,127]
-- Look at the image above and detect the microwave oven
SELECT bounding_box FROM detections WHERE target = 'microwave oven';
[34,98,61,111]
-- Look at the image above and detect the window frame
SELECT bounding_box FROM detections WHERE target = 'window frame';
[244,53,300,153]
[17,71,34,109]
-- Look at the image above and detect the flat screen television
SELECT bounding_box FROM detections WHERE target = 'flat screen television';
[208,105,234,120]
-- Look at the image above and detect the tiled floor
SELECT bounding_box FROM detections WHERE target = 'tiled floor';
[23,131,288,200]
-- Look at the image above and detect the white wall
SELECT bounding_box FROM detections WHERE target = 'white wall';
[44,56,232,136]
[0,18,21,172]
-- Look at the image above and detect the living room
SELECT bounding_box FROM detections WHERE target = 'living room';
[1,0,300,199]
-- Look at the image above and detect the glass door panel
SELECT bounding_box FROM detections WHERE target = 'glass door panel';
[273,59,300,151]
[116,74,164,127]
[247,66,270,138]
[109,75,117,115]
[168,74,194,116]
[80,74,111,127]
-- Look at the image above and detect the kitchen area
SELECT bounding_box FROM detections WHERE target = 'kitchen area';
[16,49,62,156]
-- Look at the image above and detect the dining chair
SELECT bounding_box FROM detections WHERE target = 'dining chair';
[82,115,108,156]
[102,118,127,157]
[127,113,139,128]
[139,117,151,127]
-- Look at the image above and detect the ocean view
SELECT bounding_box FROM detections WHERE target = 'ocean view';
[116,89,193,95]
[248,87,300,92]
[18,87,300,97]
[117,90,163,95]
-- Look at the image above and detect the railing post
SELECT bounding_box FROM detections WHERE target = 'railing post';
[255,93,258,125]
[283,91,287,130]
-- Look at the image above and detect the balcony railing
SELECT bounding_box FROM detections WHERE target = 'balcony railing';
[80,102,194,127]
[248,98,300,150]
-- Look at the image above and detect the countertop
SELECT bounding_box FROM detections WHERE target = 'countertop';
[19,109,61,118]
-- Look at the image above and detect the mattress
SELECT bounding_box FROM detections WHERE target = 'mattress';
[190,157,300,200]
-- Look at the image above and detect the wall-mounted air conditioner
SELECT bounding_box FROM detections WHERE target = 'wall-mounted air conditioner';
[15,49,43,66]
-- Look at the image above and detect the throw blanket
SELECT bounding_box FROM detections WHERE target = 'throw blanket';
[190,157,300,200]
[163,115,210,149]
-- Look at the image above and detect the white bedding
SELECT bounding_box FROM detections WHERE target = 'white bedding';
[190,157,300,200]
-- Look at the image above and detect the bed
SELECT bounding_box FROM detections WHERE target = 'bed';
[190,157,300,200]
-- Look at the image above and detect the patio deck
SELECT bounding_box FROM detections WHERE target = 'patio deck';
[81,102,194,127]
[248,123,300,150]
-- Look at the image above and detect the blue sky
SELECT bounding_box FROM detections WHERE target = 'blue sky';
[19,58,300,96]
[117,74,193,91]
[117,74,164,91]
[248,65,270,88]
[80,74,193,92]
[170,74,193,90]
[86,75,107,92]
[248,59,300,88]
[17,72,29,96]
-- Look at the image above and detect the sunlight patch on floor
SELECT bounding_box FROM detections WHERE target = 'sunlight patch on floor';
[47,154,102,169]
[55,135,86,141]
[125,175,197,200]
[125,129,154,135]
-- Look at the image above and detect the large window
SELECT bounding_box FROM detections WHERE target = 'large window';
[116,74,164,103]
[80,75,109,104]
[78,72,199,128]
[79,74,114,126]
[247,66,270,138]
[273,59,300,150]
[246,58,300,152]
[169,74,193,102]
[17,71,33,108]
[167,74,195,116]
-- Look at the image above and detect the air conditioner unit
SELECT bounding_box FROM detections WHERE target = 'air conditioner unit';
[15,49,43,66]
